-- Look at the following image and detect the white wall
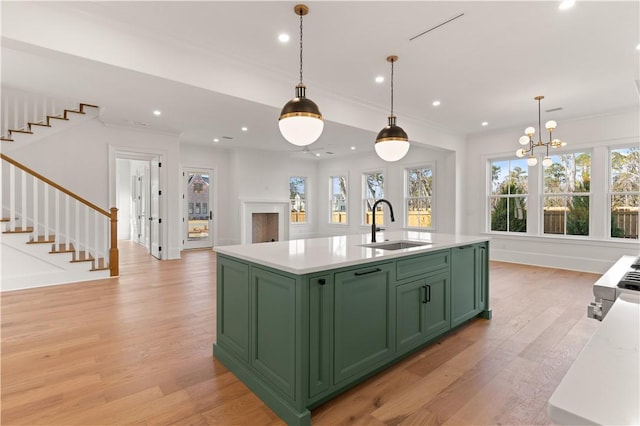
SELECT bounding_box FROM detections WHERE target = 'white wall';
[464,108,640,273]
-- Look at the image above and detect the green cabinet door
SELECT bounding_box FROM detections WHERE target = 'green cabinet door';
[451,243,486,327]
[396,270,450,354]
[334,263,394,385]
[217,256,250,362]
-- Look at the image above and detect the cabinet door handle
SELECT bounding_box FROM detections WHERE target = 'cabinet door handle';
[422,284,431,303]
[318,278,326,286]
[354,268,382,276]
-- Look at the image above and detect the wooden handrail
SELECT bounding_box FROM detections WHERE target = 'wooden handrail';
[2,152,119,277]
[1,153,110,217]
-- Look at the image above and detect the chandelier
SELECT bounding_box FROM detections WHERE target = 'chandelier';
[375,55,409,162]
[516,95,566,166]
[278,4,324,147]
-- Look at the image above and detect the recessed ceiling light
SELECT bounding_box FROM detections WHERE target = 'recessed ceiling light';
[315,153,321,157]
[481,122,488,126]
[278,33,290,43]
[350,146,356,150]
[559,0,575,10]
[241,127,248,132]
[375,76,384,83]
[213,138,220,142]
[432,100,441,107]
[636,43,640,51]
[153,110,161,116]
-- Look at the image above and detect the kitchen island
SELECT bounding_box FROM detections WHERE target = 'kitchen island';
[213,231,491,425]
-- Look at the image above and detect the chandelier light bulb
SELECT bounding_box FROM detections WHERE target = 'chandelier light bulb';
[527,156,538,166]
[516,148,526,158]
[542,156,553,167]
[525,127,536,136]
[545,120,557,130]
[519,135,530,145]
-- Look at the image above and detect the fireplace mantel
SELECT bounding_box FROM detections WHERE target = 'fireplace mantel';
[240,199,290,244]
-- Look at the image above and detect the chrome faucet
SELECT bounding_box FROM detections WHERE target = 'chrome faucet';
[371,199,395,243]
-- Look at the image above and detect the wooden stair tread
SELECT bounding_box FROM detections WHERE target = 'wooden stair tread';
[1,218,11,222]
[28,122,52,128]
[27,235,56,244]
[1,137,14,142]
[71,251,94,263]
[47,115,69,121]
[9,129,33,135]
[91,258,109,271]
[3,227,34,234]
[50,243,75,254]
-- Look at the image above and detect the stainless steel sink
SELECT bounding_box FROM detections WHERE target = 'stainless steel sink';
[359,240,431,250]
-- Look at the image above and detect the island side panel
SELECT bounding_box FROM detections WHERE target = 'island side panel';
[216,256,250,362]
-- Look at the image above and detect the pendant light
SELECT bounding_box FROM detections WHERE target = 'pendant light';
[279,4,324,147]
[375,55,409,162]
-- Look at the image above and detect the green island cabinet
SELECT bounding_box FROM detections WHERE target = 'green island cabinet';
[214,241,490,425]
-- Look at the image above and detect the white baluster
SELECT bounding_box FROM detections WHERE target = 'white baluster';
[94,211,99,264]
[75,200,80,256]
[21,170,27,231]
[9,164,15,230]
[85,207,90,263]
[3,95,8,136]
[13,95,18,130]
[33,176,39,239]
[103,218,109,268]
[44,183,50,240]
[55,191,60,250]
[65,195,70,250]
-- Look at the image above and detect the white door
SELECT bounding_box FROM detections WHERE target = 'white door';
[150,158,162,259]
[184,169,214,249]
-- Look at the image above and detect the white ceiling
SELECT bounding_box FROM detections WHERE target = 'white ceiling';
[2,1,639,159]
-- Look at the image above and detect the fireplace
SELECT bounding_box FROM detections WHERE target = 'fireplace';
[241,200,290,244]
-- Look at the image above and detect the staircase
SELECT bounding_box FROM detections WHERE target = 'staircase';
[1,92,118,291]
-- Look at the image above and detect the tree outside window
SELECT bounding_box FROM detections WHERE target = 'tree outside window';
[406,167,433,229]
[543,152,591,236]
[490,159,528,232]
[289,177,307,223]
[329,175,347,224]
[363,172,384,225]
[610,147,639,239]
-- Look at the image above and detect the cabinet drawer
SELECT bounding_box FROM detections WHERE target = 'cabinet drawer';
[396,250,449,281]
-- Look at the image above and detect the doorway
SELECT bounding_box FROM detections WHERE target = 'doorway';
[113,151,164,259]
[183,168,214,250]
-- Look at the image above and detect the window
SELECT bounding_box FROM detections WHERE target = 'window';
[610,147,639,239]
[329,175,347,224]
[489,159,528,232]
[543,152,591,236]
[405,166,433,229]
[289,177,307,223]
[363,172,384,225]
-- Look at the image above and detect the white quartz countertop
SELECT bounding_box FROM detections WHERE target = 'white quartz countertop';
[214,231,489,275]
[548,292,640,425]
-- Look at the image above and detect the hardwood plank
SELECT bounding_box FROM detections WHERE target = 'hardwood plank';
[1,243,603,425]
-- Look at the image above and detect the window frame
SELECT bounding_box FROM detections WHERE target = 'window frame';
[487,157,529,234]
[540,149,592,238]
[289,176,308,225]
[608,145,639,240]
[362,170,385,226]
[328,174,348,226]
[404,165,434,230]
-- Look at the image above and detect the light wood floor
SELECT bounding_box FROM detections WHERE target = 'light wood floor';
[1,241,601,425]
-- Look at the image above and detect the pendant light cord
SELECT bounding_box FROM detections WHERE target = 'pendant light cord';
[390,59,395,115]
[299,12,304,85]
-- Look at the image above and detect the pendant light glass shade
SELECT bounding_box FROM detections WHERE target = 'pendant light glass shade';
[376,55,409,162]
[279,4,323,146]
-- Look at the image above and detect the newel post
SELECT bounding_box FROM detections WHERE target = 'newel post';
[110,207,119,277]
